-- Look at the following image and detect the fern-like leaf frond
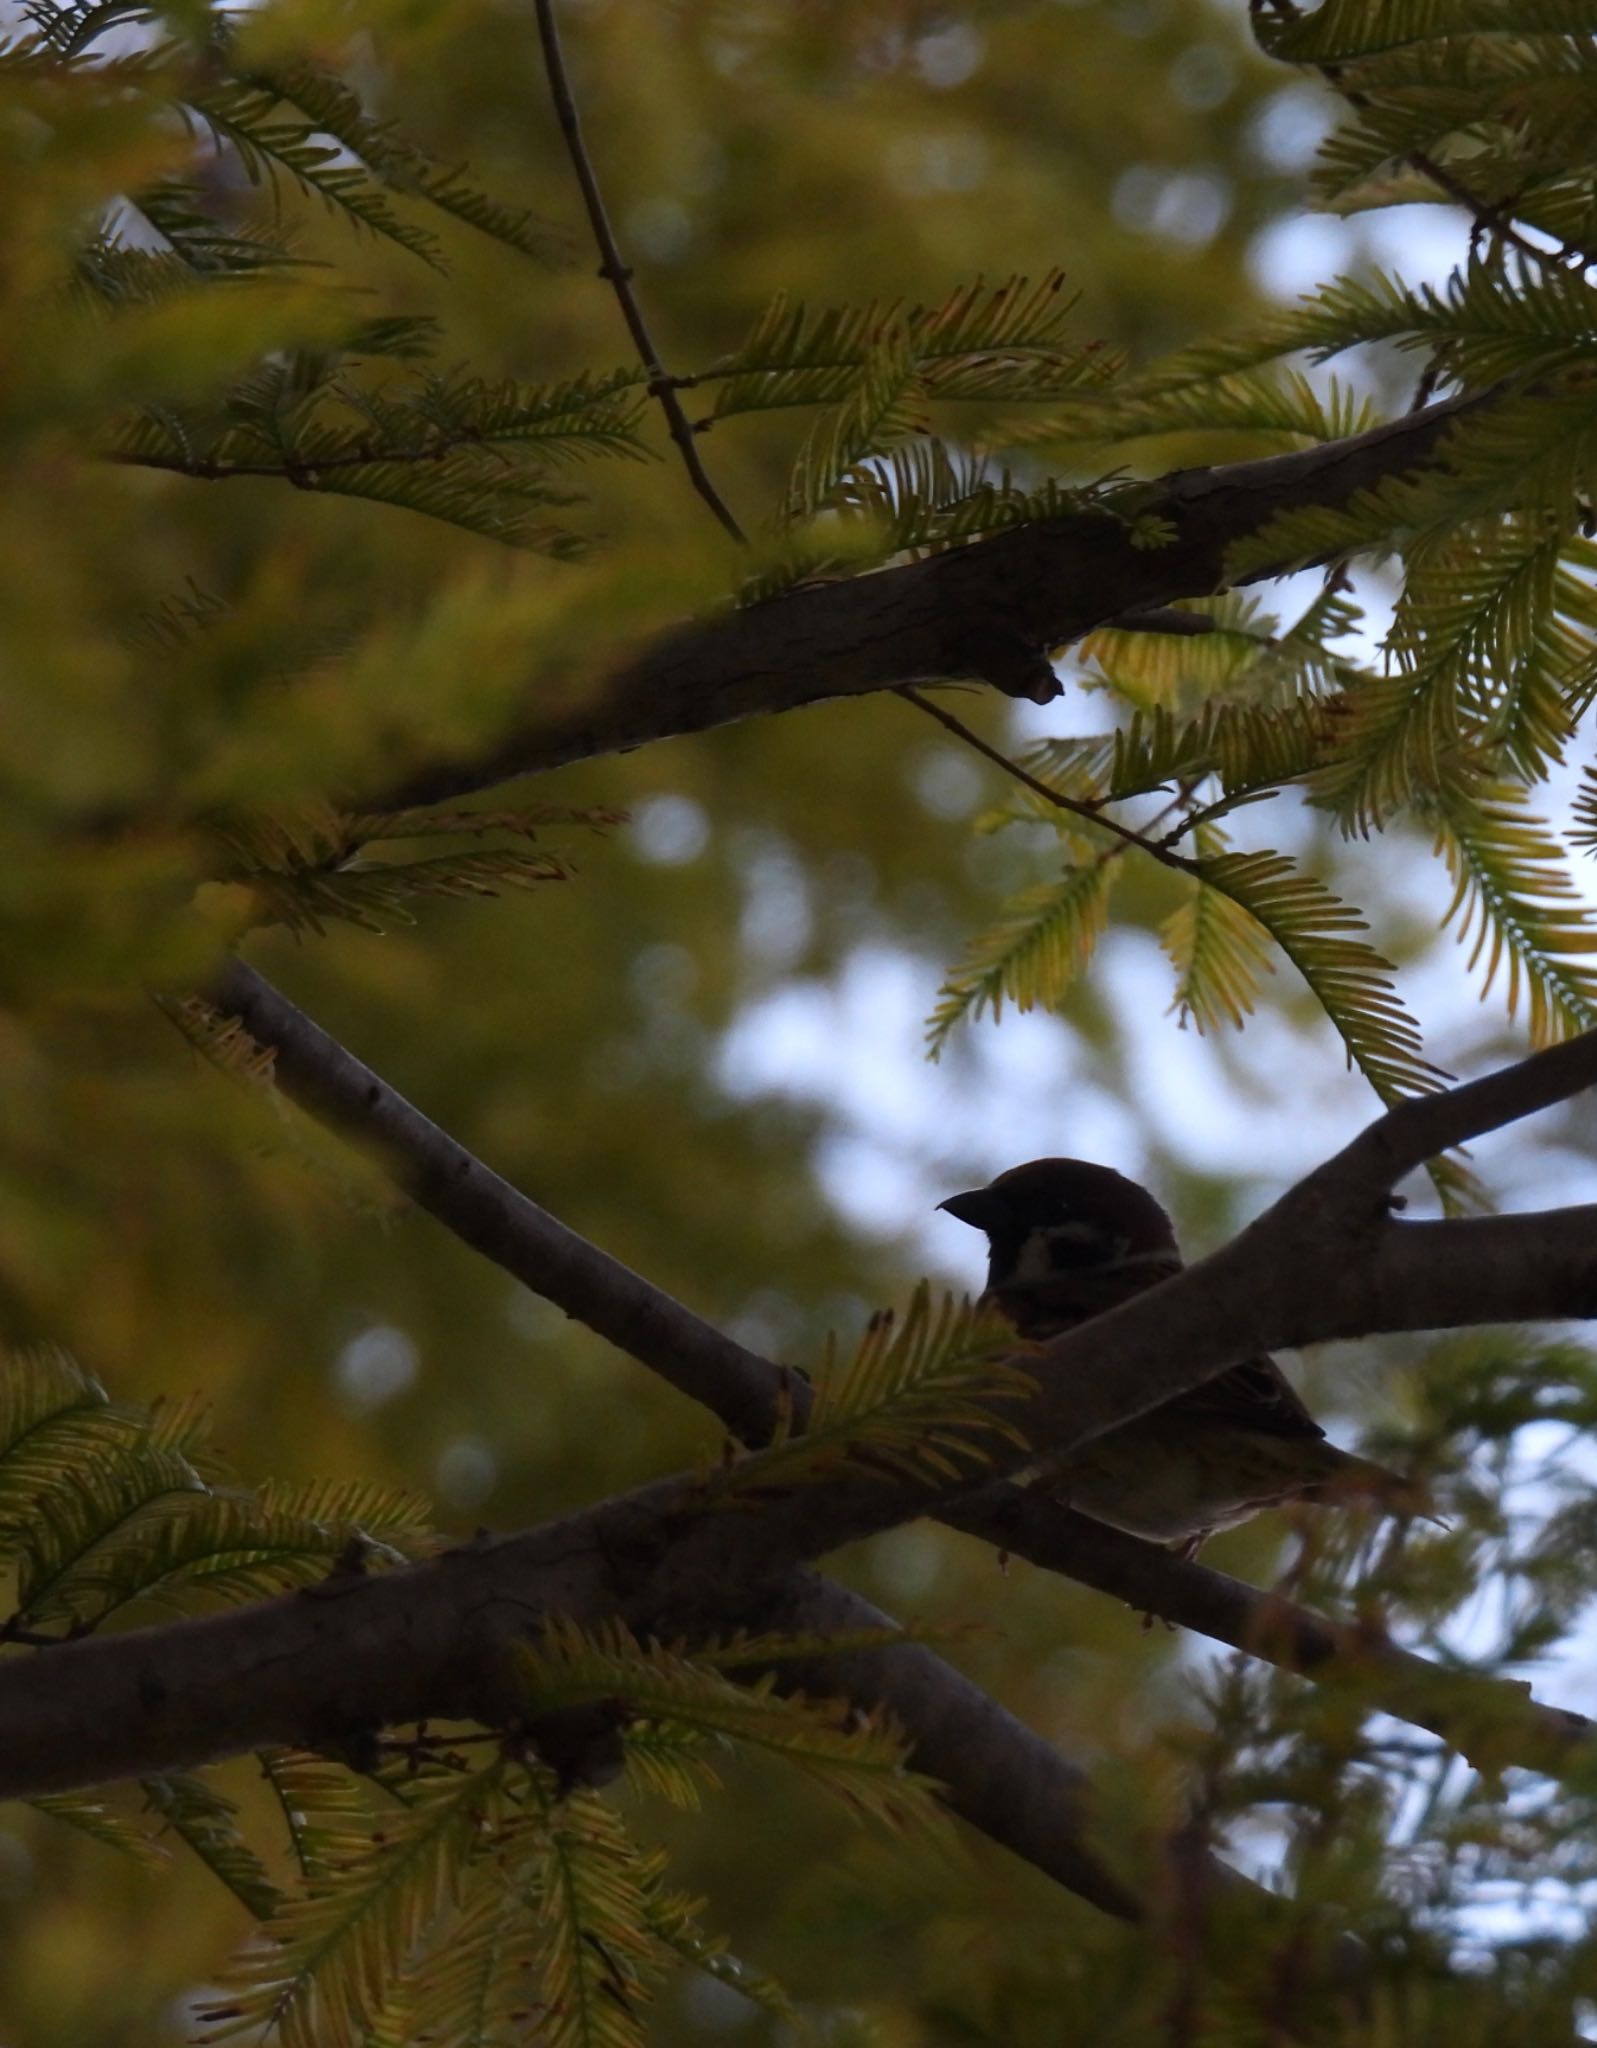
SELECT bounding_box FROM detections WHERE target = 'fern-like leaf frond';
[718,1285,1035,1497]
[207,800,620,937]
[1430,781,1597,1042]
[1309,518,1595,831]
[1106,259,1597,400]
[142,1773,283,1917]
[1024,365,1377,454]
[0,1344,428,1639]
[28,1790,167,1867]
[926,858,1117,1054]
[782,337,925,525]
[257,57,572,265]
[258,1750,381,1882]
[1254,1,1597,70]
[707,269,1110,419]
[181,78,447,270]
[1161,825,1280,1031]
[197,1759,508,2048]
[1190,848,1445,1107]
[0,1347,145,1541]
[520,1619,939,1829]
[641,1883,798,2024]
[78,1475,430,1624]
[526,1774,663,2048]
[6,1437,209,1632]
[109,360,647,549]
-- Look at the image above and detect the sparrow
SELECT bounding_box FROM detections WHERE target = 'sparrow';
[938,1157,1424,1558]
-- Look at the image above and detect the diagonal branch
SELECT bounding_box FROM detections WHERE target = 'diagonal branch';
[7,968,1597,1961]
[209,958,787,1446]
[1306,1027,1597,1201]
[382,382,1496,808]
[946,1489,1594,1777]
[898,685,1197,872]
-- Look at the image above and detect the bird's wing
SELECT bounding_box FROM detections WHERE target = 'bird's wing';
[1165,1354,1326,1442]
[993,1260,1326,1443]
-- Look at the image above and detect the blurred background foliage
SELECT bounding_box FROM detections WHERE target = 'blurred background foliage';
[6,0,1597,2041]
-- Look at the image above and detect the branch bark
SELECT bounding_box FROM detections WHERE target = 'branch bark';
[209,958,788,1447]
[383,387,1492,807]
[0,1473,1146,1919]
[651,1058,1597,1584]
[947,1489,1594,1777]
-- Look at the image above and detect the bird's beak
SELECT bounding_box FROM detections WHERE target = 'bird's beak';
[937,1188,1001,1231]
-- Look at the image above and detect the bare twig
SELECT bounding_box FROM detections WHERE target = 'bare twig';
[898,685,1196,872]
[1405,148,1577,270]
[1102,606,1218,636]
[1302,1027,1597,1205]
[532,0,746,543]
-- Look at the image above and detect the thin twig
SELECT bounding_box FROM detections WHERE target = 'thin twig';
[1157,781,1258,851]
[532,0,746,543]
[1309,1025,1597,1198]
[898,684,1197,872]
[1102,606,1217,637]
[1407,148,1594,272]
[104,438,521,482]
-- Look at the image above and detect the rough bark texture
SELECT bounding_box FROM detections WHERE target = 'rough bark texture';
[385,389,1488,804]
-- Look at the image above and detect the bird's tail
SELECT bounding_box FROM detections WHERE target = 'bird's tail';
[1306,1449,1440,1523]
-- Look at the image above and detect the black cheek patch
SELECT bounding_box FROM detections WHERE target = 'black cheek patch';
[1040,1223,1120,1271]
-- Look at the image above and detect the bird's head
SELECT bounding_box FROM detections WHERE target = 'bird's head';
[938,1158,1180,1296]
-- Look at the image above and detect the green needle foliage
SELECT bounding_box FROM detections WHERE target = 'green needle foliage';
[207,800,625,938]
[13,0,1597,2040]
[0,1349,941,2042]
[0,1348,431,1641]
[927,856,1119,1055]
[1429,777,1597,1037]
[714,1284,1036,1497]
[1161,824,1282,1034]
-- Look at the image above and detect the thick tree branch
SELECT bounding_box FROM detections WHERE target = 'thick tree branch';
[705,1574,1145,1922]
[0,1475,1144,1921]
[207,961,1597,1781]
[384,385,1494,807]
[6,978,1596,1960]
[1306,1028,1597,1200]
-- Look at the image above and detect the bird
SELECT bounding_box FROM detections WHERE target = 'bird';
[938,1157,1426,1559]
